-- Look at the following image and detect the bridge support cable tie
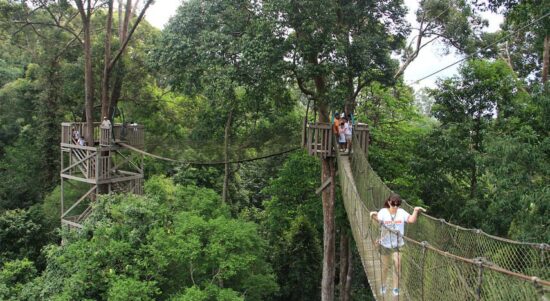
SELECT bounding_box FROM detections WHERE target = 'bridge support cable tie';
[397,237,401,301]
[475,259,484,301]
[531,277,546,301]
[540,244,549,272]
[421,241,429,301]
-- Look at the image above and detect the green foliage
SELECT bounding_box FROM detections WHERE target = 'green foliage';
[107,276,159,301]
[484,0,549,82]
[0,206,53,268]
[278,215,322,300]
[262,152,324,300]
[358,82,433,204]
[0,258,37,301]
[20,179,277,300]
[411,60,549,241]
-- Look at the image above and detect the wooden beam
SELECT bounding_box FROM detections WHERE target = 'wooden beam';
[60,173,98,184]
[61,151,96,173]
[62,185,97,218]
[97,173,142,184]
[316,177,332,195]
[61,219,84,229]
[315,170,339,195]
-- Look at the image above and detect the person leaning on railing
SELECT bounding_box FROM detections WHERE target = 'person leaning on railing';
[369,194,426,297]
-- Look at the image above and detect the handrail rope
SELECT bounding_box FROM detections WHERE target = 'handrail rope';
[409,208,550,249]
[410,11,550,84]
[346,136,550,287]
[336,150,550,287]
[118,142,300,165]
[355,143,548,249]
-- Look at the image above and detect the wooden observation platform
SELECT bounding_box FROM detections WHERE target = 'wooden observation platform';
[305,122,369,159]
[60,122,145,229]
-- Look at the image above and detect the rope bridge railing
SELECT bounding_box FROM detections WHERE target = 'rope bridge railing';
[348,137,549,280]
[336,138,550,300]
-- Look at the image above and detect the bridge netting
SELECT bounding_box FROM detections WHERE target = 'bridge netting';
[337,136,549,300]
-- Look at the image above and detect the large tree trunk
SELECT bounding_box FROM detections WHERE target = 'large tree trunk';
[321,154,336,301]
[338,232,349,301]
[101,0,114,120]
[108,68,124,119]
[82,3,94,146]
[109,0,130,119]
[343,235,353,301]
[542,35,549,84]
[222,109,233,204]
[319,101,336,301]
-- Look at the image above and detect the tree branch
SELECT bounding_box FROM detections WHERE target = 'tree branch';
[10,20,83,45]
[108,0,154,71]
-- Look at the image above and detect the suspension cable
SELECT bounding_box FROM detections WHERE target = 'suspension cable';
[118,142,300,165]
[410,11,550,85]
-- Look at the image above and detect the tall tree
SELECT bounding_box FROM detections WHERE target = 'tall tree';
[261,1,407,298]
[395,0,486,78]
[413,59,523,224]
[152,0,294,205]
[485,0,550,83]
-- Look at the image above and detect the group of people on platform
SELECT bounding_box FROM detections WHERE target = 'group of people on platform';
[332,112,353,153]
[71,128,86,146]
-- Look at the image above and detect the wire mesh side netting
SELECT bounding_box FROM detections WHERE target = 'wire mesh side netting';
[346,139,549,280]
[336,139,550,300]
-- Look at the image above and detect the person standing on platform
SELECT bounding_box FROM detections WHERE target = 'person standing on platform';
[344,117,352,152]
[333,112,341,135]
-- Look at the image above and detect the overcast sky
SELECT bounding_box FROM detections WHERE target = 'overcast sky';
[144,0,503,90]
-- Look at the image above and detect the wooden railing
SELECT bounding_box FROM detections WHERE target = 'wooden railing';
[305,122,369,159]
[61,122,144,148]
[353,123,369,159]
[306,122,333,159]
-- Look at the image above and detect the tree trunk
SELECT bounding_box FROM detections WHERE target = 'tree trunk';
[321,98,336,301]
[122,0,132,42]
[108,67,124,119]
[344,235,353,301]
[82,4,94,146]
[101,0,114,120]
[222,109,233,204]
[312,64,335,301]
[339,232,349,301]
[109,0,130,119]
[321,154,336,301]
[542,35,549,84]
[118,0,123,38]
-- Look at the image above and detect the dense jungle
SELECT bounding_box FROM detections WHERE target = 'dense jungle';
[0,0,548,300]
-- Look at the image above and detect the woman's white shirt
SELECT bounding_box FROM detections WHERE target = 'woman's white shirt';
[377,208,410,248]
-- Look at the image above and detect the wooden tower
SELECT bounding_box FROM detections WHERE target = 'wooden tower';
[60,122,145,229]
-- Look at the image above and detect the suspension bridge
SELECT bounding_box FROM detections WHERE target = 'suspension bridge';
[60,121,549,300]
[321,124,550,301]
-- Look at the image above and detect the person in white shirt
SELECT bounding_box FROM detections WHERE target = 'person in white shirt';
[369,194,426,297]
[344,117,352,152]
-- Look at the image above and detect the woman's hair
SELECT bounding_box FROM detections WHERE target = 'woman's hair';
[383,193,402,208]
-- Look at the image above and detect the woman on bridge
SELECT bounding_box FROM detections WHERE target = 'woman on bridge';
[369,194,426,297]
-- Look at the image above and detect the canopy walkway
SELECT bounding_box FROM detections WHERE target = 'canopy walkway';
[324,124,550,301]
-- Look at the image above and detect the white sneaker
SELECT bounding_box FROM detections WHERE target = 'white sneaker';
[392,288,400,296]
[380,285,387,295]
